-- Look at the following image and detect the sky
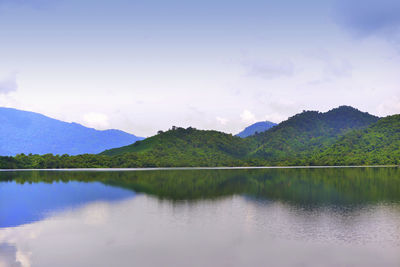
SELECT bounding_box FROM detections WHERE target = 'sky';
[0,0,399,137]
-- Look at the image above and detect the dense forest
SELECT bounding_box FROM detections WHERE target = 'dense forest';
[311,115,400,166]
[0,106,399,168]
[247,106,379,164]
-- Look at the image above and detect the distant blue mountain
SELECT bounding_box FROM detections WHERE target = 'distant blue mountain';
[0,107,143,156]
[236,121,277,138]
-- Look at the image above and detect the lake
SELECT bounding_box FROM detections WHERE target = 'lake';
[1,167,400,267]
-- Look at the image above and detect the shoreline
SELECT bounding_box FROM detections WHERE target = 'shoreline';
[0,165,398,172]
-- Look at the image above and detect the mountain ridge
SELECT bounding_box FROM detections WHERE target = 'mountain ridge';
[236,121,277,138]
[101,126,251,166]
[1,105,399,168]
[99,106,387,167]
[248,106,380,163]
[0,107,143,155]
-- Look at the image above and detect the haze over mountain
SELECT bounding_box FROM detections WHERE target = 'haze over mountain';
[236,121,277,138]
[0,107,143,156]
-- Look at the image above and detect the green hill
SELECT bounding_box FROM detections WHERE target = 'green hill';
[3,105,395,169]
[101,127,251,166]
[101,106,380,167]
[248,106,379,164]
[312,115,400,165]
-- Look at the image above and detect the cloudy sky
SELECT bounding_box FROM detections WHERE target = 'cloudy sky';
[0,0,399,136]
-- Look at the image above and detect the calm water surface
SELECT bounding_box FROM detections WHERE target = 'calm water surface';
[0,167,400,267]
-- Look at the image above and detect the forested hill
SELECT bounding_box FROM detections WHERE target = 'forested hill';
[101,127,252,166]
[312,115,400,165]
[248,106,379,163]
[0,107,143,155]
[236,121,277,138]
[100,106,381,166]
[2,106,398,168]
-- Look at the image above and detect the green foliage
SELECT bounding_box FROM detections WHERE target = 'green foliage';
[101,126,253,167]
[0,153,114,169]
[312,115,400,166]
[1,106,398,168]
[248,106,379,163]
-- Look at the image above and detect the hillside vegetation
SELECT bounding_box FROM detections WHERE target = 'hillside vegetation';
[312,115,400,165]
[1,106,399,168]
[249,106,379,164]
[101,127,252,166]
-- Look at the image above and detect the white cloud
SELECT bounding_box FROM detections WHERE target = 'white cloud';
[0,72,18,95]
[377,97,400,115]
[0,243,23,267]
[240,110,257,124]
[216,116,228,125]
[82,112,110,130]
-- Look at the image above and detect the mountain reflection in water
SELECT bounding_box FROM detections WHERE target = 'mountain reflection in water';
[0,167,400,267]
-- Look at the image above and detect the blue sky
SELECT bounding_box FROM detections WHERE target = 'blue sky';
[0,0,399,136]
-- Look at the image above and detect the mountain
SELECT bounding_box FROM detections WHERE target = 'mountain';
[100,106,381,167]
[0,107,143,155]
[101,106,381,167]
[236,121,277,138]
[101,126,251,166]
[2,105,393,168]
[248,106,380,163]
[313,114,400,165]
